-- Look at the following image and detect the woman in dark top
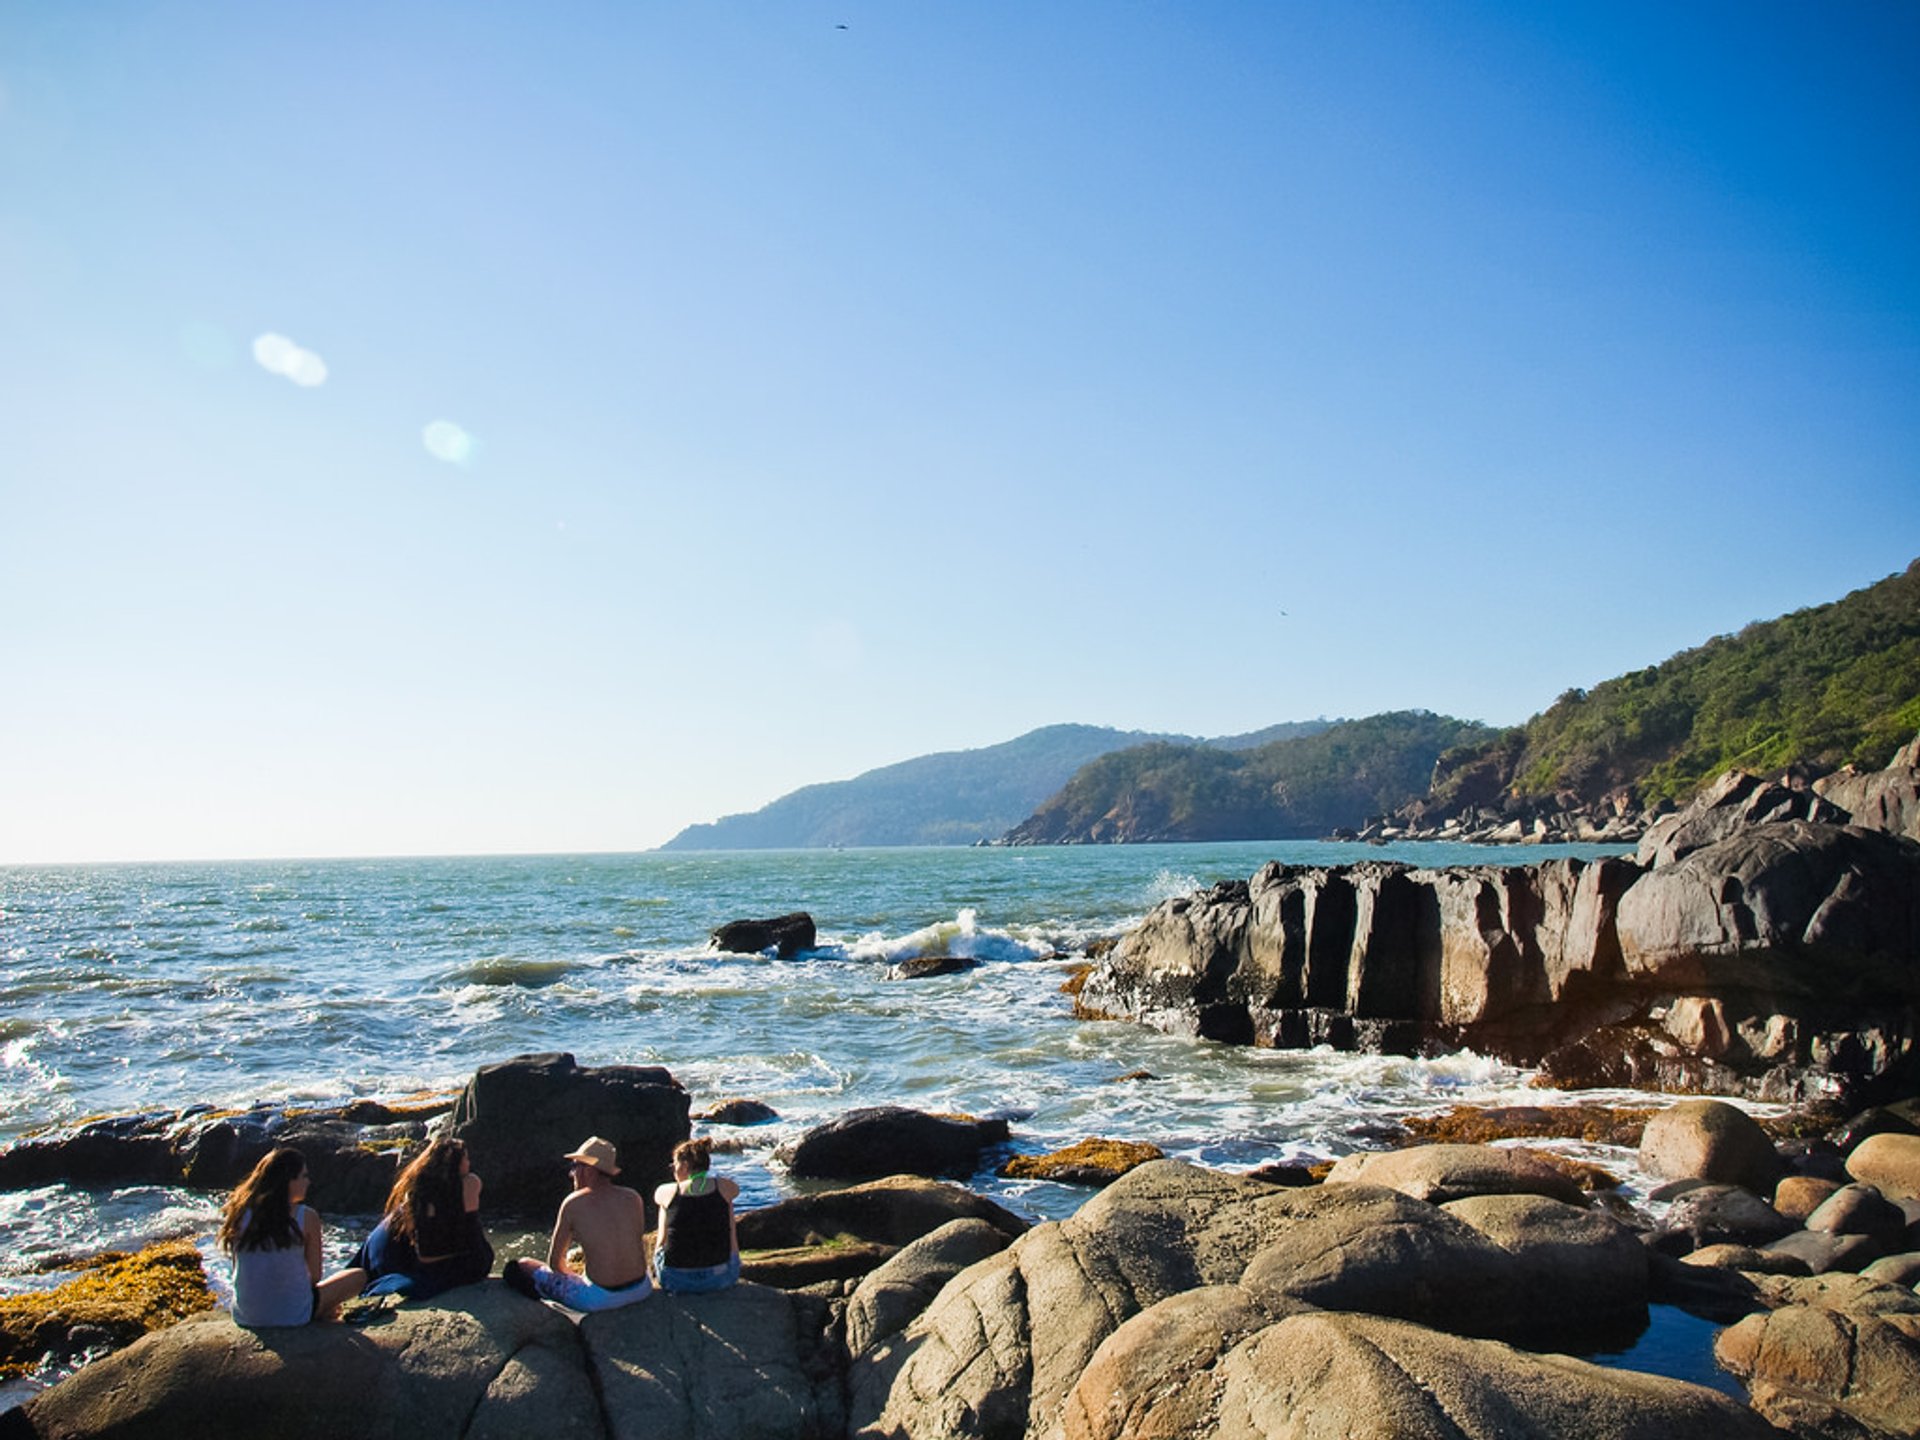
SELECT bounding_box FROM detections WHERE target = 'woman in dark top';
[352,1137,493,1300]
[650,1137,741,1294]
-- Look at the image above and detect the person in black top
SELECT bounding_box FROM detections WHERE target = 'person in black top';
[351,1138,493,1300]
[650,1137,741,1294]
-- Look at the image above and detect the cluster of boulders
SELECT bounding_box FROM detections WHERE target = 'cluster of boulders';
[0,1053,691,1220]
[1078,757,1920,1103]
[9,1071,1920,1437]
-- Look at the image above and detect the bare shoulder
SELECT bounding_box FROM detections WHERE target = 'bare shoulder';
[718,1177,740,1202]
[653,1182,677,1209]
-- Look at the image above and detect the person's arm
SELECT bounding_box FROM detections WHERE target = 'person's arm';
[463,1171,483,1212]
[547,1197,576,1274]
[303,1207,324,1284]
[718,1177,740,1256]
[652,1183,675,1253]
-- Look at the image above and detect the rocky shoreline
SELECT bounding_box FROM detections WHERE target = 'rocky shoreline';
[1079,750,1920,1107]
[4,1089,1920,1438]
[5,741,1919,1436]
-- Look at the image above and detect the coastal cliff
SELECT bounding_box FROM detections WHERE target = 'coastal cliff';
[1076,752,1920,1105]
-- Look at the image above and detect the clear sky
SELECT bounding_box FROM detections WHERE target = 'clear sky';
[3,1,1916,863]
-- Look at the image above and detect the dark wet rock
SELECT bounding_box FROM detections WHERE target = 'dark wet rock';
[1831,1104,1920,1155]
[1634,769,1847,868]
[444,1052,690,1218]
[695,1098,780,1126]
[1638,1098,1784,1195]
[886,955,976,981]
[711,913,816,959]
[1243,1162,1320,1187]
[1765,1228,1886,1275]
[778,1107,1009,1181]
[1658,1184,1796,1249]
[1646,1250,1767,1323]
[735,1174,1028,1254]
[1776,1136,1850,1183]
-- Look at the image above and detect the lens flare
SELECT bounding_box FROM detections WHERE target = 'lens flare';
[251,332,328,388]
[422,420,478,466]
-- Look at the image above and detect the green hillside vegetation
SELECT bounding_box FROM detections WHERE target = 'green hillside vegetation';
[1003,712,1494,843]
[1429,559,1920,812]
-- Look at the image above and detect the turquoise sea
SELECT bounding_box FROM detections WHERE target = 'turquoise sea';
[4,840,1750,1399]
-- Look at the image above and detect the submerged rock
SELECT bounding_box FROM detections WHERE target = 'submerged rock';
[998,1139,1164,1187]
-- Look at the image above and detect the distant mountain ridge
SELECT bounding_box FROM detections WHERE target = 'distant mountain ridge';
[659,721,1334,850]
[1001,711,1494,844]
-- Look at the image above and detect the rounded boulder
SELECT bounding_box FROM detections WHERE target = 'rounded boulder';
[1639,1099,1782,1195]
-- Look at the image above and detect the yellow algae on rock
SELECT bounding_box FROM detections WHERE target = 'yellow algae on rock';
[1000,1138,1164,1186]
[0,1239,214,1378]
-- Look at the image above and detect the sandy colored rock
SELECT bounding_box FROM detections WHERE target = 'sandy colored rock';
[846,1219,1014,1358]
[1773,1173,1845,1223]
[1322,1143,1585,1205]
[1440,1193,1647,1323]
[1638,1099,1782,1194]
[1212,1311,1775,1439]
[1716,1301,1920,1439]
[20,1286,600,1440]
[1679,1243,1809,1276]
[1861,1252,1920,1289]
[1847,1132,1920,1201]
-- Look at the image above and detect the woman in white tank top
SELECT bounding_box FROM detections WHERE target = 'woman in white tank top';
[218,1147,367,1326]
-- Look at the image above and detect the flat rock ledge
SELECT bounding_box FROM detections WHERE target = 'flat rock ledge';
[9,1157,1826,1440]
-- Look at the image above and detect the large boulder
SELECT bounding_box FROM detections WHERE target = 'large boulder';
[1440,1193,1648,1328]
[737,1175,1028,1253]
[1805,1182,1911,1252]
[1635,769,1846,869]
[16,1286,599,1440]
[1815,733,1920,844]
[580,1283,841,1440]
[1638,1099,1783,1194]
[850,1160,1666,1440]
[779,1108,1009,1182]
[1656,1184,1796,1250]
[444,1053,690,1218]
[846,1219,1016,1358]
[1323,1144,1586,1206]
[1716,1297,1920,1439]
[1847,1132,1920,1201]
[1059,1307,1775,1440]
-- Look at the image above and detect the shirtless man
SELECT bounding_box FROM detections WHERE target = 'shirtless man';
[501,1136,653,1311]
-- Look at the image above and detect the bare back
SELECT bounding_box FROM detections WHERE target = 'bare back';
[551,1181,648,1288]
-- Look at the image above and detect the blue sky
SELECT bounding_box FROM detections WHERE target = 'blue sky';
[3,1,1916,862]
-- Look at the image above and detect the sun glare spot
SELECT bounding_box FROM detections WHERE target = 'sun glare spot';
[423,420,478,466]
[251,332,328,387]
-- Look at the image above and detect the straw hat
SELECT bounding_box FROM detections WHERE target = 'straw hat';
[563,1136,621,1176]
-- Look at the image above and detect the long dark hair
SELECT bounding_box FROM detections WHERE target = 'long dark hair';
[385,1138,467,1244]
[218,1146,306,1253]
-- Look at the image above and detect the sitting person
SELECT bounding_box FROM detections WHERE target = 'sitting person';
[502,1136,652,1311]
[219,1146,368,1326]
[351,1137,493,1300]
[650,1137,741,1294]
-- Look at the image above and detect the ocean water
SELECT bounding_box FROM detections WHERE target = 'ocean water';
[2,841,1739,1338]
